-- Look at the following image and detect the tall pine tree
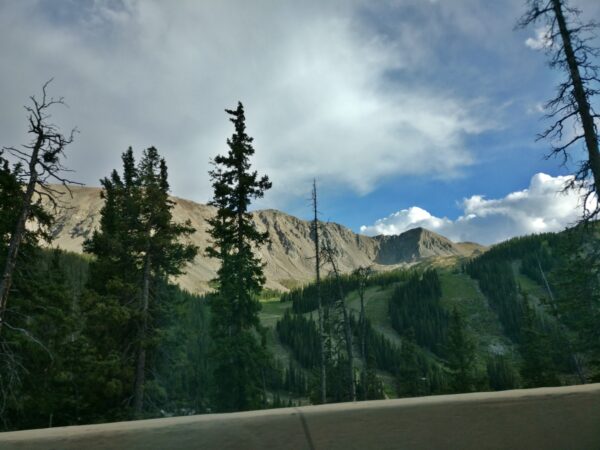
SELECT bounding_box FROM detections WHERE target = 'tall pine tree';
[84,147,197,418]
[206,102,272,412]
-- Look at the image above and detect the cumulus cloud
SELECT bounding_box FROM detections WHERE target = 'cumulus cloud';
[0,0,487,207]
[360,173,593,245]
[360,206,453,236]
[525,27,553,50]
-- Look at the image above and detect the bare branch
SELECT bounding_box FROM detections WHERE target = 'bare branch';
[518,0,600,224]
[0,80,81,334]
[2,322,54,361]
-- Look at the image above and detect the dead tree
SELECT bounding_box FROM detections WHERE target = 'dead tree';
[322,236,356,402]
[311,180,327,403]
[353,266,373,363]
[0,80,77,334]
[518,0,600,222]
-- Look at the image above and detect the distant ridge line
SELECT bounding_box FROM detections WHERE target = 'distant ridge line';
[40,185,486,293]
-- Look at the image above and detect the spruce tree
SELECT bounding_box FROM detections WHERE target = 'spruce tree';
[206,102,272,412]
[1,250,82,430]
[519,295,561,388]
[445,308,477,393]
[84,147,197,418]
[552,229,600,381]
[486,355,520,391]
[80,153,141,421]
[0,151,55,424]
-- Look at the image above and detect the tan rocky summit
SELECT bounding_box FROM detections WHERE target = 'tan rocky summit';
[43,186,483,293]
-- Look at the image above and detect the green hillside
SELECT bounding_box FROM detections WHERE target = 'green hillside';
[263,227,599,402]
[2,226,598,430]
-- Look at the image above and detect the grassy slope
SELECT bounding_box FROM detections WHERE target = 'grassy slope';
[260,283,404,397]
[259,299,295,364]
[346,284,405,398]
[259,266,492,358]
[438,269,514,364]
[346,285,403,347]
[258,256,559,398]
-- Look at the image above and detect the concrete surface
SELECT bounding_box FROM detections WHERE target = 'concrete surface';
[1,384,599,450]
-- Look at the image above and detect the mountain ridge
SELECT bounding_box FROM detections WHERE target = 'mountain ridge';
[40,185,485,293]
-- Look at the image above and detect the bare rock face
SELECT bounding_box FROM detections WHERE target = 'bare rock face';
[42,186,484,293]
[373,227,463,264]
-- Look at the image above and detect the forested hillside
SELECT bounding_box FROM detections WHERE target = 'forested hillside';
[270,226,599,403]
[2,218,599,430]
[0,248,213,429]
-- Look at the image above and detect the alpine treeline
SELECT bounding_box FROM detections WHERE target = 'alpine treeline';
[466,258,524,341]
[283,270,408,313]
[276,310,321,369]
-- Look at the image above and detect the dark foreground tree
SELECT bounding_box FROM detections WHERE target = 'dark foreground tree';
[552,229,600,381]
[84,147,197,417]
[519,295,561,387]
[311,180,327,403]
[354,266,373,360]
[0,81,77,334]
[445,308,477,392]
[206,102,272,412]
[518,0,600,222]
[487,355,520,391]
[0,249,83,430]
[132,147,198,415]
[322,237,356,402]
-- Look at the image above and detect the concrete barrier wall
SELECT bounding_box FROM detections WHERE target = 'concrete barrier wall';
[1,384,599,450]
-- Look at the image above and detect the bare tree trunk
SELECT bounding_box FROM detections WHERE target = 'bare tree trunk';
[552,0,600,199]
[0,137,42,335]
[0,82,77,334]
[325,241,356,402]
[133,252,151,416]
[312,180,327,404]
[354,267,371,399]
[337,273,356,402]
[358,282,367,400]
[360,295,366,358]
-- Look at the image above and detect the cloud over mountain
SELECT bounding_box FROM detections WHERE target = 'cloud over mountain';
[360,173,591,245]
[0,0,487,207]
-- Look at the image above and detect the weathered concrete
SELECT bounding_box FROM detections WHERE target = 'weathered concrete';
[1,384,599,450]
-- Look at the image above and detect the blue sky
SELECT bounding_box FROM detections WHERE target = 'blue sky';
[0,0,598,244]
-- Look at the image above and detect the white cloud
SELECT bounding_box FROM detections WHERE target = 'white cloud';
[359,206,453,236]
[0,0,487,208]
[360,173,594,245]
[525,26,553,50]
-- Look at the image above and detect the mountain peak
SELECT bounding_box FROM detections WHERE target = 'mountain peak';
[373,227,463,264]
[41,185,484,292]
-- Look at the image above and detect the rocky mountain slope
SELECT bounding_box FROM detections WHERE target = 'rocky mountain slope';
[42,186,484,293]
